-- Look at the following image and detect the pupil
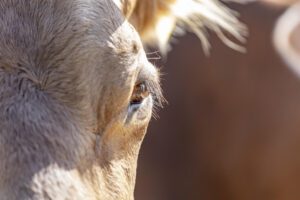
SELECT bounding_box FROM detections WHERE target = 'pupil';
[130,82,150,104]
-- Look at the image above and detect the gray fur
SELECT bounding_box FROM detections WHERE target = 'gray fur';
[0,0,160,199]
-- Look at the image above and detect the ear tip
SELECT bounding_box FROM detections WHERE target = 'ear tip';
[273,3,300,76]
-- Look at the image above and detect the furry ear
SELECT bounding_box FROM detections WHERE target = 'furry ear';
[273,3,300,76]
[120,0,137,18]
[127,0,249,55]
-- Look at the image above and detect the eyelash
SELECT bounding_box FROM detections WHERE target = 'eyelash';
[129,80,165,117]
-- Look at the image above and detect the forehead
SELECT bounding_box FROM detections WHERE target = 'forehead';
[0,0,140,67]
[74,0,133,43]
[74,0,142,59]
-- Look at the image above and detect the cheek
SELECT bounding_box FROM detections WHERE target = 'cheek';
[131,126,148,144]
[95,62,142,134]
[96,81,133,133]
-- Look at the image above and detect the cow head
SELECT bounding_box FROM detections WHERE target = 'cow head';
[0,0,246,199]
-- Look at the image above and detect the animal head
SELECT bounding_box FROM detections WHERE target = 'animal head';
[0,0,246,199]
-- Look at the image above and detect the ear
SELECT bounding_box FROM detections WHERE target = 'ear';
[119,0,137,18]
[127,0,250,55]
[273,3,300,76]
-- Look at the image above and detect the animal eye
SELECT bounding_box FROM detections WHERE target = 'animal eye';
[130,82,150,104]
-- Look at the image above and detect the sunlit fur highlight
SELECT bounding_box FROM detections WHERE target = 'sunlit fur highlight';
[125,0,249,55]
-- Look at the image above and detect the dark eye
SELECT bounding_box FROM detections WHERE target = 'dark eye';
[130,82,150,104]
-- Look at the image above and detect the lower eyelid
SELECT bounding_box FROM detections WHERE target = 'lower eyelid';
[125,96,152,124]
[128,103,140,113]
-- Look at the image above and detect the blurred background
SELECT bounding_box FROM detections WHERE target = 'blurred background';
[135,1,300,200]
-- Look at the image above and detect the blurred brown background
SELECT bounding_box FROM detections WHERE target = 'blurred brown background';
[135,2,300,200]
